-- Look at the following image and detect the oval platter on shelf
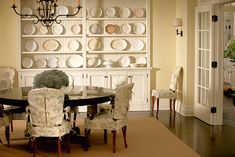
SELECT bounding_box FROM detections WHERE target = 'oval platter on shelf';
[88,38,102,51]
[111,39,128,51]
[43,39,59,51]
[67,55,83,68]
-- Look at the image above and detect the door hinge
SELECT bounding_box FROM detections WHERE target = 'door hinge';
[212,61,217,68]
[211,107,217,114]
[147,73,148,77]
[147,98,148,103]
[212,15,218,22]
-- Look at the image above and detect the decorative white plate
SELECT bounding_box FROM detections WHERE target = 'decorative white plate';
[23,24,36,35]
[133,23,146,34]
[25,39,38,52]
[52,24,64,35]
[22,58,33,69]
[48,57,58,68]
[88,38,102,51]
[90,23,101,34]
[121,23,131,34]
[90,6,103,18]
[57,59,66,68]
[133,39,145,50]
[56,6,69,15]
[119,7,131,18]
[111,39,127,51]
[118,56,130,67]
[43,39,59,51]
[36,58,47,68]
[68,39,80,51]
[105,7,116,17]
[71,24,81,34]
[133,8,145,18]
[39,25,48,34]
[21,7,33,15]
[136,56,147,64]
[95,58,101,67]
[87,57,98,67]
[67,55,83,68]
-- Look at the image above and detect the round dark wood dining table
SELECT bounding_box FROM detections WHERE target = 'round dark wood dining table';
[0,85,115,108]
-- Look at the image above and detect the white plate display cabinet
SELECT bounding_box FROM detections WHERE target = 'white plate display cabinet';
[18,0,151,111]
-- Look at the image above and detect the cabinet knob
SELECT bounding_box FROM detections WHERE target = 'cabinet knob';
[105,76,108,78]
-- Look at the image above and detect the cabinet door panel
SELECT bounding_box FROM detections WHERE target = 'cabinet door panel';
[86,72,107,87]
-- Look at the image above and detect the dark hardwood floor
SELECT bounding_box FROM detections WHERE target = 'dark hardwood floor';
[154,96,235,157]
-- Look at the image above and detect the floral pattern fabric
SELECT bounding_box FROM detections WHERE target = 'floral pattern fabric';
[25,88,71,138]
[85,83,134,131]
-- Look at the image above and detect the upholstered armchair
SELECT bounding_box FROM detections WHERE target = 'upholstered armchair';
[84,83,134,153]
[151,66,182,117]
[25,88,71,157]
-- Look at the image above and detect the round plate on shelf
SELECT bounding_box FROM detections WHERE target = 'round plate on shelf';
[136,56,147,64]
[119,7,131,18]
[23,23,36,35]
[56,6,69,15]
[105,24,115,34]
[90,6,103,18]
[68,39,80,51]
[52,24,64,35]
[21,7,33,15]
[36,58,47,68]
[22,58,33,69]
[111,39,127,51]
[43,39,59,51]
[39,25,48,35]
[118,56,130,67]
[133,39,145,50]
[133,8,145,18]
[67,55,83,68]
[89,23,101,34]
[133,23,146,34]
[87,57,98,68]
[48,57,58,68]
[121,23,131,34]
[88,38,102,51]
[71,24,81,34]
[25,39,38,52]
[105,7,116,17]
[57,59,67,68]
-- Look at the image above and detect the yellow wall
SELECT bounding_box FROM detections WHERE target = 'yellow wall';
[0,1,20,69]
[151,0,176,89]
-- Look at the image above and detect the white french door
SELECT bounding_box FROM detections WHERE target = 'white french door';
[195,5,222,125]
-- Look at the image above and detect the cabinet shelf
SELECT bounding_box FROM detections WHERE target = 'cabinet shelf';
[87,50,146,54]
[87,34,147,37]
[87,18,146,21]
[21,17,83,21]
[22,51,83,54]
[22,35,83,38]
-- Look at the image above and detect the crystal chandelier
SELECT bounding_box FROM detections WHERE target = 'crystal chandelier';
[11,0,82,27]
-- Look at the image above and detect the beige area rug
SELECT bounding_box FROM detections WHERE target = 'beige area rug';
[0,118,200,157]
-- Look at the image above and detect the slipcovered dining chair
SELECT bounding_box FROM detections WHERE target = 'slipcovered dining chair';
[25,88,71,157]
[0,66,18,146]
[97,75,128,112]
[84,83,134,153]
[151,67,182,117]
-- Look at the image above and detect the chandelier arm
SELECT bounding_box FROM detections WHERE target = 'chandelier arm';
[55,5,82,19]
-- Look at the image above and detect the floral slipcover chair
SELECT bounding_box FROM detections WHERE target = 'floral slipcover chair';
[84,83,134,153]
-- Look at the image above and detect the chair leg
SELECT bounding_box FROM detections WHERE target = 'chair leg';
[122,126,128,148]
[151,96,155,116]
[5,126,10,147]
[73,113,77,127]
[173,99,176,112]
[65,134,71,153]
[169,99,172,112]
[156,98,159,118]
[57,138,62,157]
[111,130,116,153]
[104,129,107,144]
[85,129,91,147]
[32,138,37,157]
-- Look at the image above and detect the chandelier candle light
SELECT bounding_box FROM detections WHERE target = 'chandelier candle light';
[11,0,82,27]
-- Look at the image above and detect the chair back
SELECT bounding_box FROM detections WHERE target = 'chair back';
[169,66,182,92]
[112,75,128,90]
[112,83,134,120]
[0,66,15,89]
[28,88,65,127]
